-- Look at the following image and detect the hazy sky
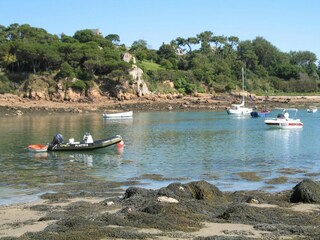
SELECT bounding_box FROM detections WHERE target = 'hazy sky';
[1,0,319,60]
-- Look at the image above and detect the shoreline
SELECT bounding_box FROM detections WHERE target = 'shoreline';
[1,93,320,115]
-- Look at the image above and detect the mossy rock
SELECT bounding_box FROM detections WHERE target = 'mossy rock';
[290,179,320,203]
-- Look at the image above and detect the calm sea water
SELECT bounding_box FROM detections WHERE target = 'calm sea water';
[1,110,320,205]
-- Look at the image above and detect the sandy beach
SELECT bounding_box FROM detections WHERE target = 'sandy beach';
[0,179,320,239]
[0,199,295,238]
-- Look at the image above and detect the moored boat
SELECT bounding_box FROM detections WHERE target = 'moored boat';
[47,133,123,151]
[227,101,253,115]
[264,108,303,129]
[102,111,133,119]
[251,92,270,118]
[226,68,253,116]
[251,110,271,118]
[307,106,317,113]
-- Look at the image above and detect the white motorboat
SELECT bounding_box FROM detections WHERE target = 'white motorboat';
[264,108,303,129]
[226,68,253,115]
[307,106,317,113]
[102,111,133,119]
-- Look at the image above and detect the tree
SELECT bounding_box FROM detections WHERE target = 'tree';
[197,31,213,54]
[59,62,75,78]
[16,42,42,73]
[290,51,318,77]
[130,39,147,51]
[237,40,258,70]
[80,41,103,75]
[252,37,283,72]
[105,34,120,45]
[130,40,148,60]
[175,36,198,52]
[227,36,239,49]
[157,43,176,59]
[73,29,97,43]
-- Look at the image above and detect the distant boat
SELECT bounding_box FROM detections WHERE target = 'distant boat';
[251,109,271,118]
[102,111,133,119]
[251,92,270,118]
[226,68,253,115]
[264,108,303,129]
[307,106,317,113]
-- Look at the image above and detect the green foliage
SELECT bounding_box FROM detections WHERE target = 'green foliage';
[137,61,162,72]
[74,29,100,44]
[105,34,120,44]
[76,68,93,81]
[59,62,75,78]
[159,59,173,69]
[274,64,299,80]
[68,79,87,91]
[0,23,319,96]
[173,77,202,94]
[225,82,236,91]
[0,74,12,93]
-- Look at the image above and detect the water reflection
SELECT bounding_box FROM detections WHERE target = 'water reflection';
[48,151,123,167]
[263,128,302,161]
[102,117,133,125]
[28,151,48,160]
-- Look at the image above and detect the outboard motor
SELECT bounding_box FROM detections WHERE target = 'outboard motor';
[51,133,64,145]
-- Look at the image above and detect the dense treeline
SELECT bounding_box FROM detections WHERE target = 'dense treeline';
[0,23,319,96]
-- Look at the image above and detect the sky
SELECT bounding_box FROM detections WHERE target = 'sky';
[1,0,319,61]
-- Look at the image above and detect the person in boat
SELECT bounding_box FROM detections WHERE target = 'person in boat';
[277,111,289,119]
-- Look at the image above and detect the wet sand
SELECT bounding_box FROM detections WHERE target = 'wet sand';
[1,179,320,239]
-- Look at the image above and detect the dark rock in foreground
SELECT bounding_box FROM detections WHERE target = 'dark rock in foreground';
[290,178,320,203]
[10,179,320,239]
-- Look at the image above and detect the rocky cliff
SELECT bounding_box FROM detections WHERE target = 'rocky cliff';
[20,53,150,102]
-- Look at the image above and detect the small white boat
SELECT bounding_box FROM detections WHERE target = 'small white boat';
[226,68,253,116]
[307,106,317,113]
[264,108,303,129]
[102,111,133,119]
[226,101,253,115]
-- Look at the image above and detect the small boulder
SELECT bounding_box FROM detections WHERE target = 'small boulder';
[290,179,320,203]
[186,180,223,201]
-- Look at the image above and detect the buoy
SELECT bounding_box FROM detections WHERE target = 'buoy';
[27,144,48,153]
[117,140,124,154]
[117,140,124,148]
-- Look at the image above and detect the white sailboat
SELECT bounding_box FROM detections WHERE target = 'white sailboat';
[226,68,253,115]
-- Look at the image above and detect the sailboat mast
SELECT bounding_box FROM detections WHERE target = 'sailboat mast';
[242,67,245,103]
